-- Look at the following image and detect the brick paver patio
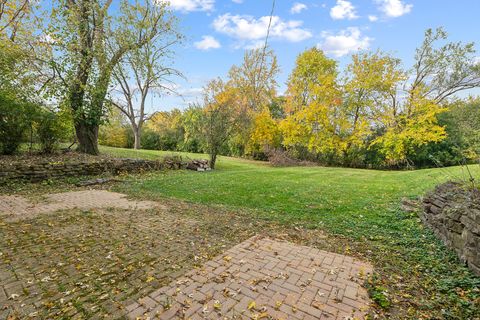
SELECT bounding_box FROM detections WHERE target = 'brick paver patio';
[0,191,265,319]
[0,190,373,319]
[127,236,373,320]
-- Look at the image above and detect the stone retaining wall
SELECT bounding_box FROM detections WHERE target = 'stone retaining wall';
[422,182,480,275]
[0,158,184,183]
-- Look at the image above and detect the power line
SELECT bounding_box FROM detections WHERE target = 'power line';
[260,0,276,63]
[255,0,275,110]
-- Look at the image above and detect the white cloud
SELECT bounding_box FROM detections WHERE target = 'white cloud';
[232,0,243,3]
[161,0,214,12]
[473,56,480,65]
[376,0,412,18]
[244,41,265,50]
[318,27,372,57]
[194,35,221,50]
[368,15,378,22]
[291,2,307,14]
[330,0,358,20]
[179,86,204,98]
[213,14,312,46]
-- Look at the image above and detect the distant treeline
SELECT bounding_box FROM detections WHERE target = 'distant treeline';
[99,95,480,169]
[100,28,480,169]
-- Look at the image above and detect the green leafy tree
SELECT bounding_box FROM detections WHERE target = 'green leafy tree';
[0,0,41,95]
[98,106,130,148]
[450,98,480,160]
[180,104,204,153]
[197,79,240,169]
[145,109,185,151]
[0,0,35,40]
[48,0,173,155]
[413,97,480,167]
[36,111,65,154]
[0,89,37,154]
[0,2,45,154]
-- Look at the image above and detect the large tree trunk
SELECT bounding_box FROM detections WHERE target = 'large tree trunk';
[133,128,141,149]
[75,121,99,155]
[130,121,142,150]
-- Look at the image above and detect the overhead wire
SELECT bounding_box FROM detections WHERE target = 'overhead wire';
[258,0,276,75]
[254,0,275,111]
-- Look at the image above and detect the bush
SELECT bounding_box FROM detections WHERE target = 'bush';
[98,123,129,148]
[37,111,64,154]
[180,137,202,153]
[140,128,184,151]
[1,85,72,155]
[0,90,36,155]
[98,107,130,148]
[409,98,480,168]
[140,129,161,150]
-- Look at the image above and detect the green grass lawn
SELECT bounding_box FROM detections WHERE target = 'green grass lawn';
[101,145,480,319]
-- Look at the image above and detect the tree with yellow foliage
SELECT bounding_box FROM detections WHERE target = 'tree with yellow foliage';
[144,109,184,150]
[247,109,281,156]
[98,107,130,148]
[228,47,279,112]
[0,0,41,93]
[371,85,447,165]
[281,47,346,161]
[342,51,406,165]
[227,48,280,156]
[0,0,35,41]
[369,28,480,165]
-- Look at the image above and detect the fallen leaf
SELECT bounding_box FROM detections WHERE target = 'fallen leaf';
[274,301,282,310]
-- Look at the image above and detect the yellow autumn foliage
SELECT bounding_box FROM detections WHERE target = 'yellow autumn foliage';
[281,47,348,156]
[247,109,281,154]
[372,85,447,163]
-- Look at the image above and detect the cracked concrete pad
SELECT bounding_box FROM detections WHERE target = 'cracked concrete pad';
[0,190,163,221]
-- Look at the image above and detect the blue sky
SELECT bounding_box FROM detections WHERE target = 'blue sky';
[154,0,480,111]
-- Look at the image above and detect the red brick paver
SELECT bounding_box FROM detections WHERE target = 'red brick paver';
[127,236,373,319]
